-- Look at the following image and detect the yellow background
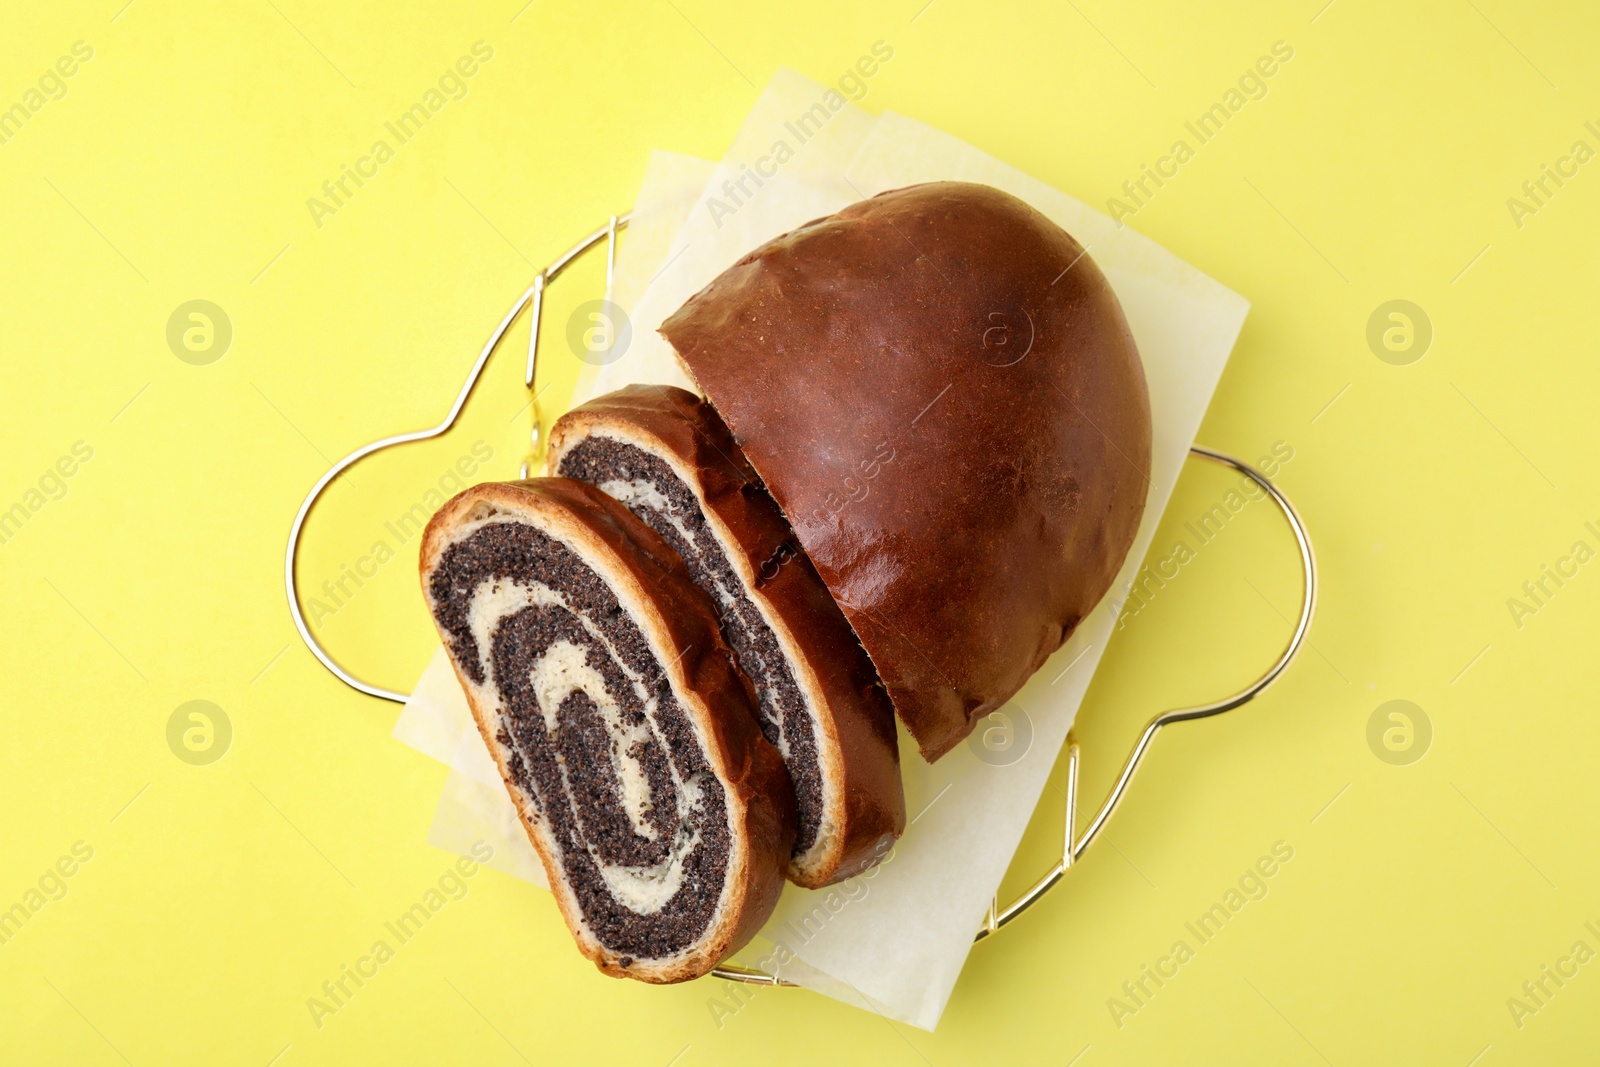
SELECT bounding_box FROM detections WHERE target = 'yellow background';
[3,0,1597,1062]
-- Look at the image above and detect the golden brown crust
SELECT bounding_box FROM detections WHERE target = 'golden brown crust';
[549,385,905,887]
[418,478,796,983]
[661,181,1153,761]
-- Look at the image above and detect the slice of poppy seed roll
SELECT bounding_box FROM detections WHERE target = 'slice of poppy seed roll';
[420,478,796,983]
[549,385,905,888]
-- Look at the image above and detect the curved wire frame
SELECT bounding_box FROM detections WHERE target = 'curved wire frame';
[283,213,1317,987]
[284,214,628,702]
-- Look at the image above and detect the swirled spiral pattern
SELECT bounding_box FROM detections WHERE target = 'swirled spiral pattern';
[428,517,731,963]
[557,436,828,862]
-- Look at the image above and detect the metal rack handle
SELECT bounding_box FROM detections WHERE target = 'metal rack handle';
[283,214,628,702]
[973,444,1316,935]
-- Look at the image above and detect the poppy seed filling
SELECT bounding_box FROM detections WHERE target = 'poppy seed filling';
[558,436,826,859]
[427,520,730,960]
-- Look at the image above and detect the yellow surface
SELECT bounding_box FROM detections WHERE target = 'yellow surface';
[3,0,1597,1062]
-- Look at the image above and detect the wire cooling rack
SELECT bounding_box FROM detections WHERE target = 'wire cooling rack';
[284,213,1316,986]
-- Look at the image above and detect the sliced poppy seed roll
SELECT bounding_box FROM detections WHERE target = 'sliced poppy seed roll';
[549,385,905,888]
[420,478,795,983]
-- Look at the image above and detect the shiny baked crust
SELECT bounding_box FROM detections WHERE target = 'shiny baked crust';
[661,181,1153,761]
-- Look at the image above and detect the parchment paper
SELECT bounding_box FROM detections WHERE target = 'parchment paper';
[394,69,1249,1030]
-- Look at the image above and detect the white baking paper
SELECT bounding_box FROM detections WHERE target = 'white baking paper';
[395,69,1249,1031]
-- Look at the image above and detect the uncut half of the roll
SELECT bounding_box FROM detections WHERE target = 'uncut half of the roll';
[662,181,1153,761]
[419,478,796,983]
[549,385,905,888]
